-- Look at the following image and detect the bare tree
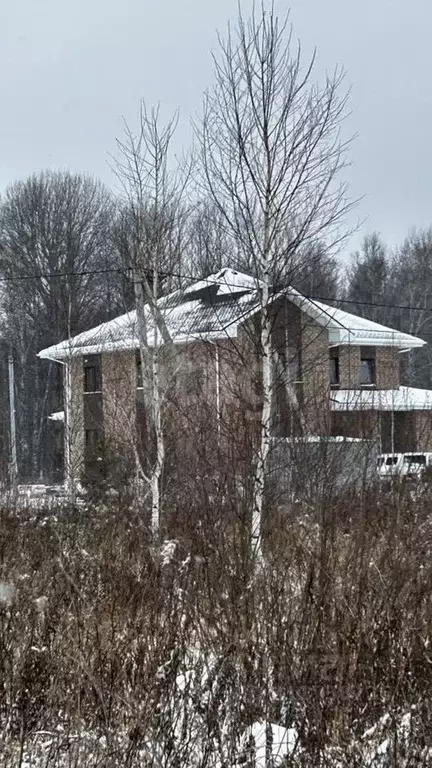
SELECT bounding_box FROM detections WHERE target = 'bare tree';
[188,200,233,278]
[0,171,117,481]
[346,229,432,388]
[345,233,390,322]
[291,241,341,299]
[390,229,432,387]
[197,2,354,559]
[112,103,191,540]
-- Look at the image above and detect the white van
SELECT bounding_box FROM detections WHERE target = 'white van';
[377,452,432,480]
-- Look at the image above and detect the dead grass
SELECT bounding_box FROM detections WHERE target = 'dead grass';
[0,488,431,765]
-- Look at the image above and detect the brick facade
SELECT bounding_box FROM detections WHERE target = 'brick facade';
[300,316,330,435]
[331,410,381,443]
[256,298,332,437]
[375,347,400,389]
[102,351,137,453]
[338,345,361,389]
[64,299,428,477]
[68,356,84,484]
[329,345,400,391]
[414,412,432,451]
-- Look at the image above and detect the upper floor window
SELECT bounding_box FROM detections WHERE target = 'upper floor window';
[329,356,340,387]
[360,346,376,387]
[329,347,340,388]
[83,355,102,393]
[360,357,376,386]
[136,350,143,389]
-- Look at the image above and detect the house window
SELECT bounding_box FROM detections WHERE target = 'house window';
[360,357,376,386]
[286,346,300,383]
[329,356,340,388]
[84,428,104,479]
[136,350,143,389]
[85,428,101,453]
[83,355,102,393]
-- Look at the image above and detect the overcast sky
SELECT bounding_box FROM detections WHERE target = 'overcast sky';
[0,0,430,258]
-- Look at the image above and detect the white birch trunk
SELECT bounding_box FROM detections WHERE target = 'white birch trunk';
[114,106,182,542]
[252,276,272,560]
[8,353,18,500]
[64,361,74,503]
[134,273,166,542]
[150,325,164,540]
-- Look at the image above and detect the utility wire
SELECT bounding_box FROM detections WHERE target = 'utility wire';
[0,263,431,315]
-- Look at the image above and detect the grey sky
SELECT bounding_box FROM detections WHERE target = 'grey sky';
[0,0,430,257]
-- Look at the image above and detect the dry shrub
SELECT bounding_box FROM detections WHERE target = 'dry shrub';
[0,486,431,765]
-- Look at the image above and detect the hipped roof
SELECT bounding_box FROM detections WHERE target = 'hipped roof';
[38,268,425,361]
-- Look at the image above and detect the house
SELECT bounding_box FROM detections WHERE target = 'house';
[38,268,432,487]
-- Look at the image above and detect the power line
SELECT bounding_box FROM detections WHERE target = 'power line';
[0,266,122,283]
[0,263,432,316]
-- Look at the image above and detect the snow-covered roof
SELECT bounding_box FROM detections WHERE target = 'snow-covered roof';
[331,386,432,412]
[287,293,425,348]
[38,267,425,361]
[38,269,261,360]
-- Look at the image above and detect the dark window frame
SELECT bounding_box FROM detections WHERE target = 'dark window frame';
[360,346,376,387]
[136,350,143,389]
[83,355,102,394]
[85,428,103,453]
[329,356,340,388]
[360,357,376,386]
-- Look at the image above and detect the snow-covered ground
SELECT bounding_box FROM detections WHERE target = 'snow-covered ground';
[3,711,432,767]
[0,483,72,512]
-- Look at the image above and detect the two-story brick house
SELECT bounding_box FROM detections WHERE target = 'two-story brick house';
[38,268,432,486]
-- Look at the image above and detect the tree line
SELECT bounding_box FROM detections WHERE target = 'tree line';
[346,230,432,388]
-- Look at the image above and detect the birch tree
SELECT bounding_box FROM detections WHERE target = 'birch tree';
[112,104,190,541]
[198,2,353,558]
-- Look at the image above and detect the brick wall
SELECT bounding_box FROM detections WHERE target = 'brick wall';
[269,299,303,436]
[163,339,257,482]
[214,331,262,466]
[338,345,361,388]
[375,347,400,389]
[64,315,405,480]
[331,410,381,443]
[262,297,332,437]
[381,411,417,452]
[331,345,400,391]
[332,410,432,453]
[102,351,137,453]
[67,356,84,483]
[301,317,331,435]
[414,412,432,451]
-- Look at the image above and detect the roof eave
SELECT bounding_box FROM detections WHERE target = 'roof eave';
[332,330,426,349]
[38,327,241,361]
